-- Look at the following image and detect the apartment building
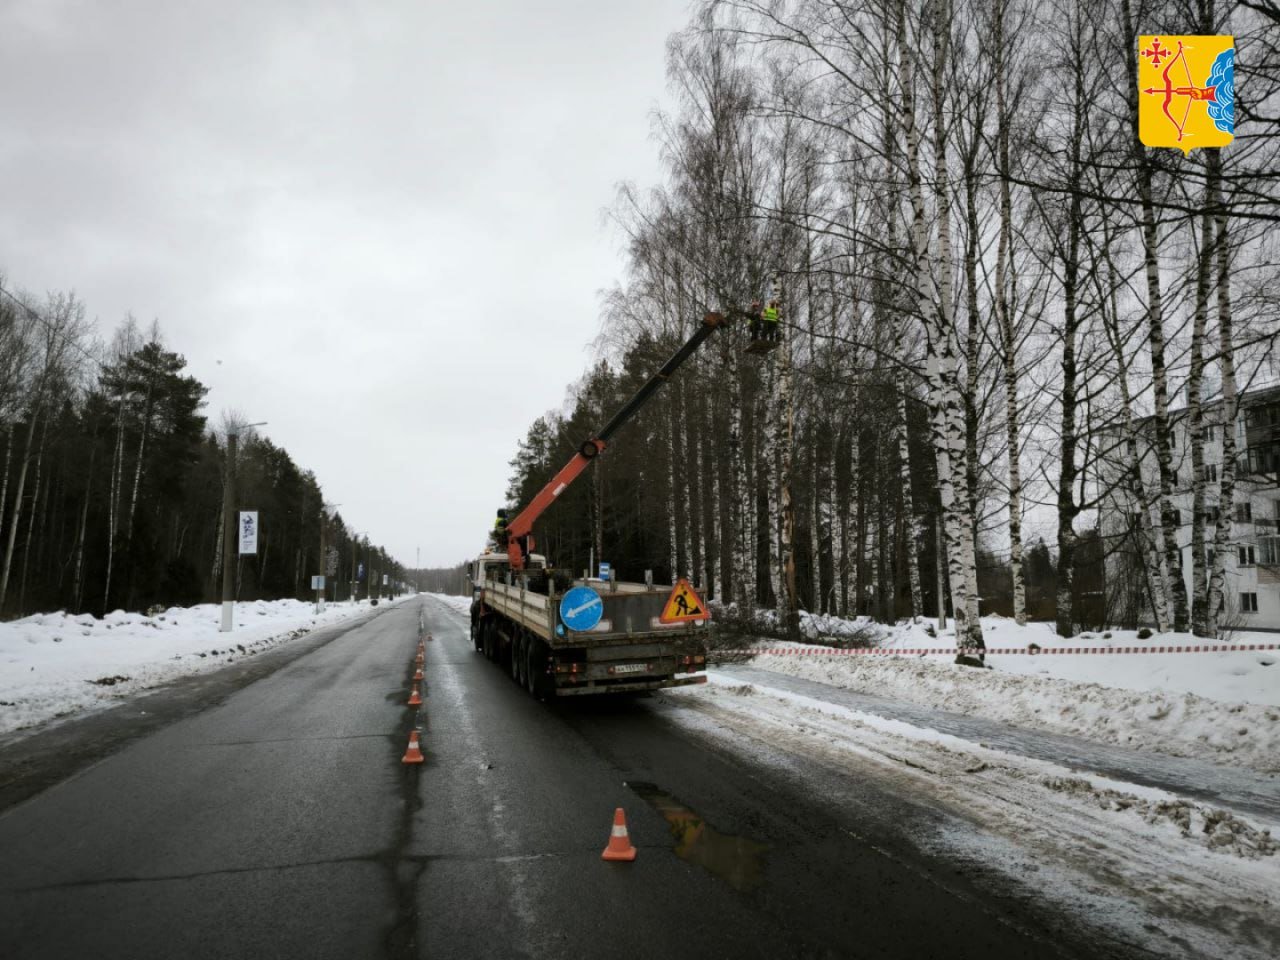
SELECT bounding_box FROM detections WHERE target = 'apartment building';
[1100,384,1280,631]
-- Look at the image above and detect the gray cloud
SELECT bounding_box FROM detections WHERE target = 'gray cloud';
[1,0,690,565]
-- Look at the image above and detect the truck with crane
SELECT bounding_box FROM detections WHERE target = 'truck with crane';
[469,309,752,697]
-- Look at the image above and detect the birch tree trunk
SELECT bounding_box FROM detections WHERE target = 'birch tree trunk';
[776,324,799,637]
[1187,204,1213,636]
[1121,0,1189,632]
[667,387,680,584]
[125,362,156,544]
[1100,239,1171,632]
[0,409,39,612]
[1055,77,1084,639]
[727,341,748,607]
[1205,150,1237,637]
[16,416,48,614]
[0,424,12,551]
[72,432,97,611]
[902,0,982,655]
[993,2,1026,625]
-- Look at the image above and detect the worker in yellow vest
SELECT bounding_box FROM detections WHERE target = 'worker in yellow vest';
[762,299,780,341]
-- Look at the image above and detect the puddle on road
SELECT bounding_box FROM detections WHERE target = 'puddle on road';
[627,781,767,892]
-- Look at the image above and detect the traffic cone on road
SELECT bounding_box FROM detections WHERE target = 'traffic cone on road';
[401,729,425,764]
[601,808,637,862]
[415,650,424,665]
[408,683,422,706]
[413,665,424,681]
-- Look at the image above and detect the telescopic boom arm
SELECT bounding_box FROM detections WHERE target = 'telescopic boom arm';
[504,311,732,570]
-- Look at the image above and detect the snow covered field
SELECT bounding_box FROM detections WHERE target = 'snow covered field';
[738,614,1280,773]
[0,596,411,737]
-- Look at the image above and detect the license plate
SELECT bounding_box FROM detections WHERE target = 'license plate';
[612,663,648,675]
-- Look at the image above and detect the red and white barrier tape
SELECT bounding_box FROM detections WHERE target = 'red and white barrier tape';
[727,643,1279,657]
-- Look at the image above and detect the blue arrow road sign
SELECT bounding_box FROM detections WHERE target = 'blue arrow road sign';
[560,586,603,632]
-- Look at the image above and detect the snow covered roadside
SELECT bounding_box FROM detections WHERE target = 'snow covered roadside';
[738,615,1280,773]
[659,677,1280,960]
[425,592,472,618]
[0,596,414,738]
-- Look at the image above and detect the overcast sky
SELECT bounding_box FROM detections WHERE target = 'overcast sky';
[0,0,693,567]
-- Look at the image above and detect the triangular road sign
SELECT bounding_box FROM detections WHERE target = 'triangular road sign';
[660,578,707,624]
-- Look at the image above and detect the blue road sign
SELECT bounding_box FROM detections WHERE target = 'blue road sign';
[598,562,611,581]
[560,586,603,632]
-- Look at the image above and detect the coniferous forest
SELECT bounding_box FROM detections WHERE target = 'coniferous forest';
[0,285,405,619]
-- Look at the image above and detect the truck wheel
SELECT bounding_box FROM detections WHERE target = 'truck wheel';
[511,633,524,684]
[527,639,550,699]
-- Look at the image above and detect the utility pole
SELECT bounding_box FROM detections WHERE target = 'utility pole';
[220,422,266,633]
[316,508,326,614]
[220,432,238,632]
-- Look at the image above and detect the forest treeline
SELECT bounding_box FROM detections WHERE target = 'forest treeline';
[0,284,405,619]
[502,0,1279,643]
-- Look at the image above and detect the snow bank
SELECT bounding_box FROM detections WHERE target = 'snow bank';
[425,592,472,618]
[743,616,1280,773]
[0,597,410,737]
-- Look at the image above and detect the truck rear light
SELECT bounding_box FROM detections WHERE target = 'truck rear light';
[554,662,585,674]
[679,655,706,666]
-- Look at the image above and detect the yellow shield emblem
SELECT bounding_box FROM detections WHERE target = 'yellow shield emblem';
[1138,35,1234,154]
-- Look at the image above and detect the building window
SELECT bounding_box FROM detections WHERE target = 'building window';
[1262,536,1280,566]
[1204,463,1218,483]
[1205,424,1217,443]
[1238,545,1256,566]
[1236,501,1253,523]
[1169,508,1182,527]
[1240,592,1258,613]
[1204,505,1221,524]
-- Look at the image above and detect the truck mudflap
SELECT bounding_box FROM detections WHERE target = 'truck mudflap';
[554,674,708,697]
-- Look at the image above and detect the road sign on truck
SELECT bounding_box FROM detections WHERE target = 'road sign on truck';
[560,586,604,632]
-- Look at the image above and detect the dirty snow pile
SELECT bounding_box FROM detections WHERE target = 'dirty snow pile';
[740,615,1280,773]
[0,597,407,737]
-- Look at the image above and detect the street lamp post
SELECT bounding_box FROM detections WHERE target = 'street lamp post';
[220,422,268,632]
[318,503,341,613]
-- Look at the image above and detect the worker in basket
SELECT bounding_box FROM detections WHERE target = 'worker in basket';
[492,508,508,545]
[748,300,763,340]
[762,298,781,342]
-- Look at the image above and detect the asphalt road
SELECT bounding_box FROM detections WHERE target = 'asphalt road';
[0,598,1145,960]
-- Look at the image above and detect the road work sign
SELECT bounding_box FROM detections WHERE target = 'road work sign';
[560,586,603,632]
[660,578,706,624]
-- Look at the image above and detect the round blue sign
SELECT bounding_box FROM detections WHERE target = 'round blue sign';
[560,586,603,632]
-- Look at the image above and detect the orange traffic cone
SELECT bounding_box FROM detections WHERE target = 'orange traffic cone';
[415,650,424,665]
[401,729,425,764]
[426,633,433,643]
[413,665,424,681]
[408,684,422,706]
[601,808,637,862]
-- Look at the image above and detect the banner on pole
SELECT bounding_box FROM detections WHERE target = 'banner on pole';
[238,511,259,555]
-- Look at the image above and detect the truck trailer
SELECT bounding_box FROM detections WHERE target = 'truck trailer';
[469,552,709,697]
